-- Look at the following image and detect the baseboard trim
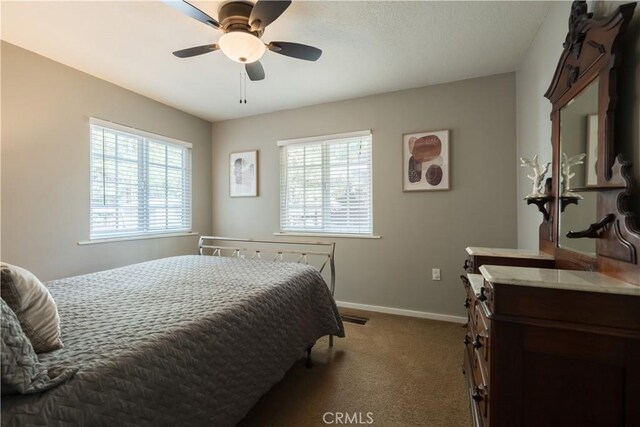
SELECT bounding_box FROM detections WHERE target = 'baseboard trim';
[336,301,466,324]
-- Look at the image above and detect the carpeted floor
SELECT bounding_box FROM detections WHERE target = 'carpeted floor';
[238,309,471,427]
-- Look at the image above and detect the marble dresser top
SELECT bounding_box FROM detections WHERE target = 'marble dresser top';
[480,265,640,296]
[467,273,484,296]
[466,247,554,260]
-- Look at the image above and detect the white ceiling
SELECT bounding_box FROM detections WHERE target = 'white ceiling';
[1,1,551,122]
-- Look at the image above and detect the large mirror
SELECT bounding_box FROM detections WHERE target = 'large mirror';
[543,0,640,283]
[557,79,598,256]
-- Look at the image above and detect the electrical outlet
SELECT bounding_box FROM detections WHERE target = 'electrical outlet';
[432,268,441,281]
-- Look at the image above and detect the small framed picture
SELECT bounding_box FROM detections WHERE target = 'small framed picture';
[230,150,258,197]
[403,130,450,191]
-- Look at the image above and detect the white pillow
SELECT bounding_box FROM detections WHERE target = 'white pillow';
[0,263,62,353]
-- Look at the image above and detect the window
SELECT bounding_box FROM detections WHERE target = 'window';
[89,118,192,240]
[279,130,373,235]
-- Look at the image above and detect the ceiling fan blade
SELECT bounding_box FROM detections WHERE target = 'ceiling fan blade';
[162,0,220,29]
[245,61,265,81]
[172,44,219,58]
[268,41,322,61]
[249,0,291,32]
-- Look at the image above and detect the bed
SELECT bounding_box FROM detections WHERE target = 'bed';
[1,238,344,426]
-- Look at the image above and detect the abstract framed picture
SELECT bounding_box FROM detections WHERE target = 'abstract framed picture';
[403,130,450,191]
[585,114,598,186]
[230,150,258,197]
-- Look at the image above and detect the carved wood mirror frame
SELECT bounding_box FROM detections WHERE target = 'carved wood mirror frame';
[542,0,640,284]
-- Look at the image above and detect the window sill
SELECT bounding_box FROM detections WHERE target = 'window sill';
[78,232,199,245]
[273,232,381,239]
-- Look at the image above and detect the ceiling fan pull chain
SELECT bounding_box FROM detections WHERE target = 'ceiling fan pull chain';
[238,68,248,104]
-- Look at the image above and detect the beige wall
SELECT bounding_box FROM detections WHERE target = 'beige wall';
[515,1,567,250]
[516,1,640,249]
[211,73,517,318]
[1,42,213,281]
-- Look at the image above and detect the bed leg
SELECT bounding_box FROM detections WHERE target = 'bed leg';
[305,346,314,368]
[329,334,334,347]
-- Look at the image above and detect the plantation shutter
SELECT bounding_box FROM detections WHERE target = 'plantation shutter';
[279,130,373,235]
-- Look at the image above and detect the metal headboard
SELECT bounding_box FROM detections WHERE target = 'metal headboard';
[198,236,336,296]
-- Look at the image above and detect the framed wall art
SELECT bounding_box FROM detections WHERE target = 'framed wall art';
[585,114,598,186]
[230,150,258,197]
[403,130,450,191]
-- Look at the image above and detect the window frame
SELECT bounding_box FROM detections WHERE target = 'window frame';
[278,130,374,236]
[88,117,193,241]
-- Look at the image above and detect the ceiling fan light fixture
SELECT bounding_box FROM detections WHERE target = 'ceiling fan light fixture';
[218,31,266,63]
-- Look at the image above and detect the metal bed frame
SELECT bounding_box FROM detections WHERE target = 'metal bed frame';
[198,236,337,349]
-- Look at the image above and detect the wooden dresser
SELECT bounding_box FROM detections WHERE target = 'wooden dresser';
[461,247,640,427]
[459,2,640,426]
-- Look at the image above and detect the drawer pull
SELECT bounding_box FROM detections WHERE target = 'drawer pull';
[464,298,470,308]
[463,334,471,345]
[460,274,469,285]
[479,287,488,302]
[472,385,485,402]
[463,259,470,271]
[472,336,483,349]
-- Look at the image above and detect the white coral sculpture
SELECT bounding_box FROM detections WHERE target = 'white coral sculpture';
[561,152,586,198]
[520,155,551,198]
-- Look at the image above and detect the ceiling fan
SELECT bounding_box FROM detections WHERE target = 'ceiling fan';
[163,0,322,81]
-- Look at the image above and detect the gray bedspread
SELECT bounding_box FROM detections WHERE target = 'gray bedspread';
[1,255,344,426]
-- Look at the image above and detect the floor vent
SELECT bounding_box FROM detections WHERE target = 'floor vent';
[340,314,369,325]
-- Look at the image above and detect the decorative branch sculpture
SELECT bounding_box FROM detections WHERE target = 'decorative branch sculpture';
[520,155,551,198]
[561,152,586,197]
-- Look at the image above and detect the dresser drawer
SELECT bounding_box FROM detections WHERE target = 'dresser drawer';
[463,344,485,427]
[476,381,490,426]
[461,275,472,307]
[468,342,490,426]
[472,301,491,369]
[463,257,474,274]
[461,275,476,325]
[478,281,493,311]
[470,328,489,381]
